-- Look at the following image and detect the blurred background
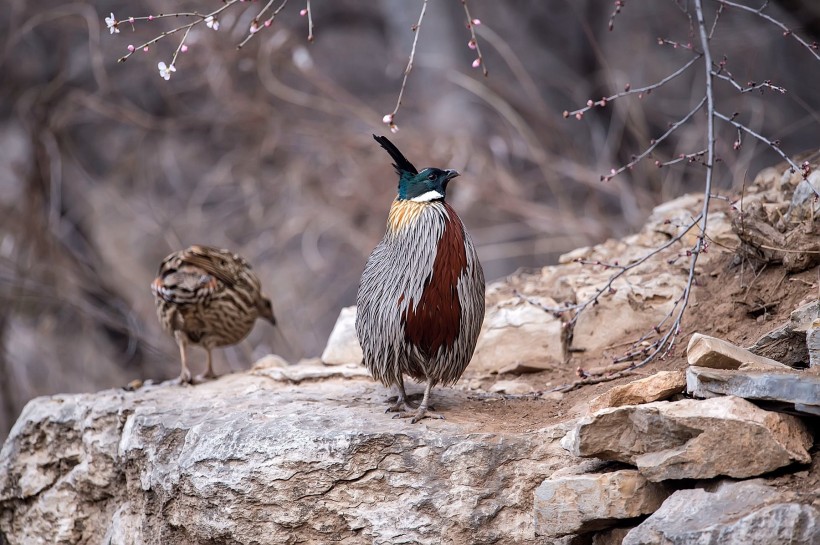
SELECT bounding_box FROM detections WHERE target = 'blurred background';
[1,0,819,440]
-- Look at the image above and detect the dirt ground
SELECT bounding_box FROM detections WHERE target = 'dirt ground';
[438,254,818,437]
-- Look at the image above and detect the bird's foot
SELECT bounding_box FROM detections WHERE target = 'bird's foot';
[385,392,424,404]
[385,400,418,413]
[174,370,193,386]
[194,371,218,384]
[392,406,445,424]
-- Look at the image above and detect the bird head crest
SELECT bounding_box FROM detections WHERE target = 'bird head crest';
[373,134,418,176]
[373,135,459,202]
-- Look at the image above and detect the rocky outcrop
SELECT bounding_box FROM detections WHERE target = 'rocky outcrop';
[0,367,576,545]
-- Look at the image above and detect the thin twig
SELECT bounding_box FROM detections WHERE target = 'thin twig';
[306,0,314,43]
[715,111,809,178]
[564,55,702,120]
[382,0,428,132]
[515,212,702,318]
[712,71,786,94]
[717,0,820,61]
[237,0,290,50]
[601,96,707,181]
[461,0,488,76]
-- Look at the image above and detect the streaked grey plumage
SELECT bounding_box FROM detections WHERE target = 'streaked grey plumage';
[356,135,485,422]
[151,245,276,383]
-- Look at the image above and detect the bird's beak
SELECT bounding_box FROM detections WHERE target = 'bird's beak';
[444,169,460,181]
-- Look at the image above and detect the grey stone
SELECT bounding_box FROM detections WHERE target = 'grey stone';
[561,397,812,481]
[534,469,670,538]
[320,306,363,365]
[623,480,820,545]
[687,365,820,415]
[0,372,576,545]
[748,300,819,367]
[472,295,564,374]
[808,321,820,368]
[790,300,819,333]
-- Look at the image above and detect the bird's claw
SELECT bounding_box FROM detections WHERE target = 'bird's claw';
[392,407,445,423]
[385,392,424,404]
[194,372,218,383]
[385,400,418,413]
[174,371,193,386]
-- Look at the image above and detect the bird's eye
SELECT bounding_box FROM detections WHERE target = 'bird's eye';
[427,173,436,180]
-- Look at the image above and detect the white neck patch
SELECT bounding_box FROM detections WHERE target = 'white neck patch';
[410,190,444,202]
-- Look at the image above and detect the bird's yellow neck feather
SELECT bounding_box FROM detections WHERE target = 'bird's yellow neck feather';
[387,199,432,233]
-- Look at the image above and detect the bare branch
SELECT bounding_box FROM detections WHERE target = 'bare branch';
[717,0,820,61]
[564,54,703,120]
[601,96,707,181]
[714,111,800,172]
[382,0,428,133]
[306,0,314,43]
[514,212,703,319]
[237,0,290,50]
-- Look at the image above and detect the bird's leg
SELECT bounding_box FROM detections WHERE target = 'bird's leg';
[385,376,418,413]
[394,378,444,423]
[196,348,217,382]
[174,332,193,385]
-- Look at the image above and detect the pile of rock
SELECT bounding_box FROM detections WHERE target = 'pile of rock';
[534,316,820,543]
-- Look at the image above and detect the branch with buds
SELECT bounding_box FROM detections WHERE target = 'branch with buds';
[103,0,488,131]
[531,0,820,391]
[381,0,488,133]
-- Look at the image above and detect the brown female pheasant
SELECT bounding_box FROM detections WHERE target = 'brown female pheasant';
[151,245,276,383]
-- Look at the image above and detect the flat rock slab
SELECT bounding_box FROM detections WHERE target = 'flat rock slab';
[623,479,820,545]
[687,365,820,416]
[561,396,812,481]
[687,333,788,369]
[534,469,671,537]
[0,370,574,545]
[588,371,685,412]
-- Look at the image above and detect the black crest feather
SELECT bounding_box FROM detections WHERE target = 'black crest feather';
[373,134,418,175]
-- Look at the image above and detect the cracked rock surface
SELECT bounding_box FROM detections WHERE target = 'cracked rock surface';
[0,369,574,545]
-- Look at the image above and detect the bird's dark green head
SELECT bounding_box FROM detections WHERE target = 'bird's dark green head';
[397,167,460,201]
[373,134,459,202]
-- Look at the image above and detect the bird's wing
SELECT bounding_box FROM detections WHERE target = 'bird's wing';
[178,246,241,287]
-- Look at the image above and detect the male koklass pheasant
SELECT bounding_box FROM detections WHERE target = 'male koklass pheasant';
[356,135,485,423]
[151,245,276,384]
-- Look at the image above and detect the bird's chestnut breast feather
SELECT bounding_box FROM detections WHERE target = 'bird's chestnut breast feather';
[401,203,469,355]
